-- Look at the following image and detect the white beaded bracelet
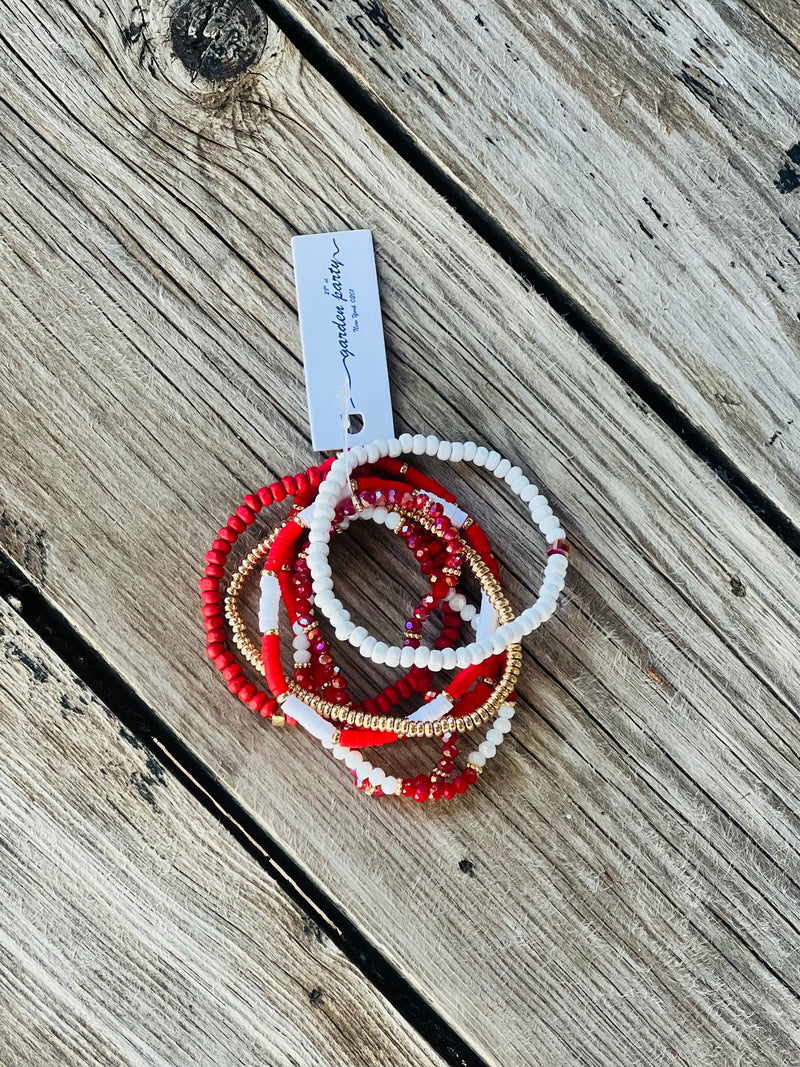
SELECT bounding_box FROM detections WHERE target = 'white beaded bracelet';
[306,435,568,670]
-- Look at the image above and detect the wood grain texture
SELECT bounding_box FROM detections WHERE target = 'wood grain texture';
[0,598,447,1067]
[1,1,800,1064]
[285,0,800,525]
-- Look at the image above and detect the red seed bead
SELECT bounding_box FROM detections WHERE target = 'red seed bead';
[243,493,261,513]
[228,675,245,694]
[205,549,226,566]
[211,539,231,555]
[204,615,224,632]
[205,563,225,579]
[199,577,218,591]
[222,662,243,682]
[295,472,309,494]
[248,691,267,713]
[442,783,456,799]
[257,487,273,507]
[281,475,297,495]
[269,482,286,503]
[202,603,222,618]
[238,682,257,703]
[236,505,255,525]
[201,590,222,606]
[227,515,246,534]
[218,526,237,543]
[306,466,322,487]
[214,651,235,670]
[206,642,225,659]
[206,628,226,645]
[260,699,278,718]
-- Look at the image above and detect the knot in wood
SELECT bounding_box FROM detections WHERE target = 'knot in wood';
[171,0,268,82]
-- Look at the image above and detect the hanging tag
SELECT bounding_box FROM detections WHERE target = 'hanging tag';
[292,229,395,451]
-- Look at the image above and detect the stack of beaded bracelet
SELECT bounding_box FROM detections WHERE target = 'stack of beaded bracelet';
[201,436,569,801]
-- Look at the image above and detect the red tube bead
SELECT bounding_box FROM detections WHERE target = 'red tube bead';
[339,728,399,748]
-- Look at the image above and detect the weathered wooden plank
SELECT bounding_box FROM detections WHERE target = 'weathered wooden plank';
[2,2,800,1065]
[281,0,800,526]
[0,598,448,1067]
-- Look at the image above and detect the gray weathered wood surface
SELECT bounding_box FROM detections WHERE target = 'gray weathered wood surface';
[1,0,799,1065]
[0,598,447,1067]
[289,0,800,524]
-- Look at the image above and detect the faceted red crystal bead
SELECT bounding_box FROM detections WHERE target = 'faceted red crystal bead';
[430,782,445,801]
[442,783,456,800]
[462,768,479,785]
[454,775,470,794]
[401,779,415,797]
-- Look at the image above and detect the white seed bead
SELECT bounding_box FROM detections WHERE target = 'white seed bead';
[510,474,528,494]
[412,433,426,454]
[371,641,389,664]
[473,446,489,466]
[455,647,472,669]
[532,504,552,523]
[292,635,310,650]
[382,775,399,795]
[461,603,477,622]
[484,450,501,471]
[425,434,439,456]
[546,527,567,544]
[355,761,372,780]
[399,433,414,451]
[494,457,511,479]
[489,632,507,655]
[462,441,477,461]
[478,741,497,758]
[330,609,349,626]
[332,744,349,761]
[413,646,430,668]
[335,623,355,641]
[360,635,377,657]
[437,440,453,461]
[540,514,559,535]
[428,649,444,671]
[368,766,386,786]
[449,441,465,462]
[520,483,538,502]
[365,442,380,463]
[344,750,362,770]
[485,728,505,746]
[388,438,402,457]
[467,751,486,767]
[385,512,401,531]
[312,576,333,593]
[504,465,522,485]
[400,646,416,669]
[348,626,368,647]
[449,592,467,611]
[293,650,311,665]
[441,648,458,670]
[497,703,515,719]
[385,647,402,668]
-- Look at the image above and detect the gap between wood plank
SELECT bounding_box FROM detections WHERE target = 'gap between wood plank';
[0,551,490,1067]
[247,0,800,558]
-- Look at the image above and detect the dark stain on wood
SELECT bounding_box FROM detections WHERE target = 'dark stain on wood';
[170,0,268,82]
[4,641,51,685]
[130,754,167,808]
[729,574,746,597]
[60,692,86,717]
[353,0,403,50]
[303,916,325,943]
[775,143,800,195]
[458,858,476,877]
[308,987,325,1006]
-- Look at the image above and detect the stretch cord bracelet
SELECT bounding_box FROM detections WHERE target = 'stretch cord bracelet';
[201,442,570,800]
[306,435,569,669]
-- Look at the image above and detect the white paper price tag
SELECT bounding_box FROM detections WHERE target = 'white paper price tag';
[292,229,395,451]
